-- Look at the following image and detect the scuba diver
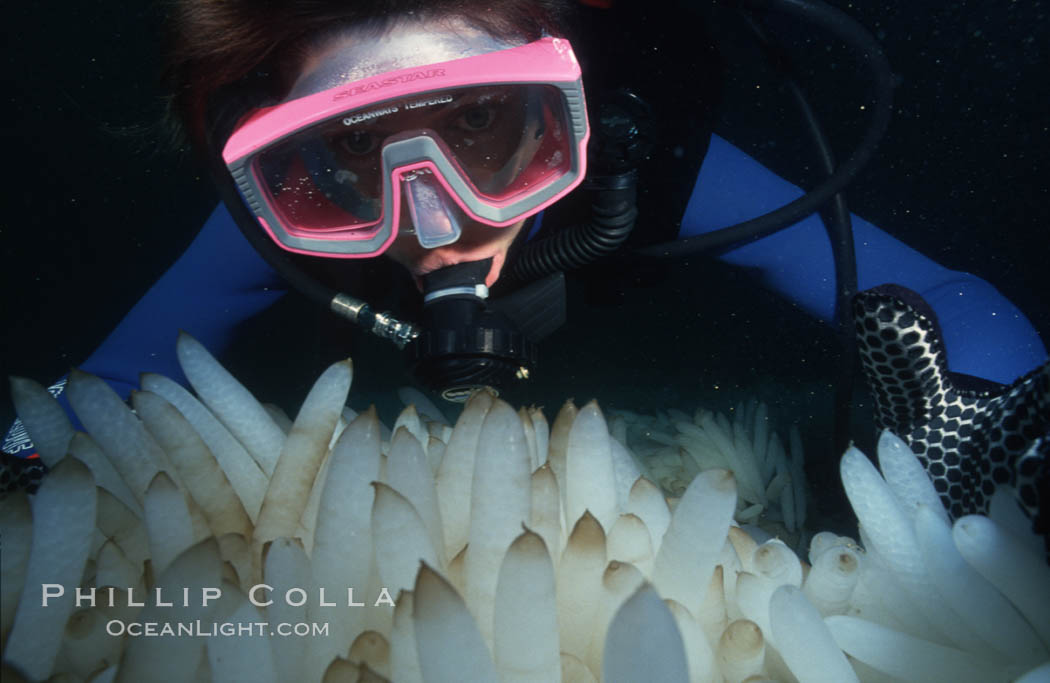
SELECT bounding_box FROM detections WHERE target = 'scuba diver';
[2,0,1047,540]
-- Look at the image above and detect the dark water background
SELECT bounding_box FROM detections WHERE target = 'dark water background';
[4,1,1047,518]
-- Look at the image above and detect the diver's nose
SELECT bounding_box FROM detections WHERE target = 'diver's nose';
[400,168,465,249]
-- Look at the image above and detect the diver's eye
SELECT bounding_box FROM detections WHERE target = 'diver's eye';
[339,130,378,156]
[457,106,497,131]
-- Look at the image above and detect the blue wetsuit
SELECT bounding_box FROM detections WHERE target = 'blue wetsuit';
[3,135,1045,457]
[683,136,1046,385]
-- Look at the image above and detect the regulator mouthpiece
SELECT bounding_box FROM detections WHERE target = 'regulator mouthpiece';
[409,259,535,402]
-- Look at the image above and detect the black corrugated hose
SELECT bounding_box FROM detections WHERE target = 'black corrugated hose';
[504,170,638,285]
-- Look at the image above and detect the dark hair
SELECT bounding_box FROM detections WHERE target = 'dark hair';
[163,0,573,147]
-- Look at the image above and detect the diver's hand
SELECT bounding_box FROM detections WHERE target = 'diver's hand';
[852,284,1048,542]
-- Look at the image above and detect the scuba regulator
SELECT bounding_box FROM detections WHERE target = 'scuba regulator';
[406,88,654,401]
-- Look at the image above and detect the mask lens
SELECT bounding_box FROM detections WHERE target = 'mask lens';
[256,130,383,233]
[440,85,573,200]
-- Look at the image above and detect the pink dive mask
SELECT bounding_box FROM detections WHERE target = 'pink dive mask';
[222,37,589,258]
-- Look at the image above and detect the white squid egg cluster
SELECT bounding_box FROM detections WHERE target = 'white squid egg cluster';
[1,332,1049,682]
[609,402,807,538]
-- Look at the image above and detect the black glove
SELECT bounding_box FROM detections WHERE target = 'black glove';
[852,284,1048,545]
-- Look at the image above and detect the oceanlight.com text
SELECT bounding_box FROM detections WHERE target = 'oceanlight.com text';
[106,620,330,638]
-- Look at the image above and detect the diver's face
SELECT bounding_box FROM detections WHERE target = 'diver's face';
[289,19,529,288]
